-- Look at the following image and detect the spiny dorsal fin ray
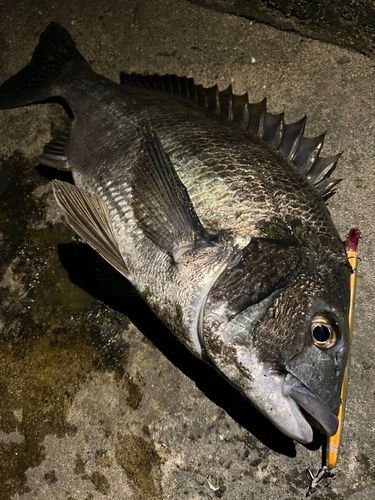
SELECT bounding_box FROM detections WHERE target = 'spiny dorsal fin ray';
[315,177,342,200]
[263,110,285,148]
[120,73,341,198]
[219,84,233,121]
[131,122,217,262]
[231,92,249,129]
[293,133,325,175]
[307,153,341,186]
[52,180,130,279]
[278,116,306,160]
[248,98,266,137]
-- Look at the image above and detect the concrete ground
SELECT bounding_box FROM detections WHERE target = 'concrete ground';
[0,1,374,499]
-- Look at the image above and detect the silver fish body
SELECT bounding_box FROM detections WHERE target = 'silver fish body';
[0,23,350,443]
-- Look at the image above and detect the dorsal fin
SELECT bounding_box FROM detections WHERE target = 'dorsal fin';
[120,73,341,200]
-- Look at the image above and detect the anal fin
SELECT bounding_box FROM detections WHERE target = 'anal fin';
[39,129,71,170]
[53,180,130,279]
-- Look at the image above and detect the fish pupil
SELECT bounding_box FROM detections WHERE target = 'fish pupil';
[312,325,330,342]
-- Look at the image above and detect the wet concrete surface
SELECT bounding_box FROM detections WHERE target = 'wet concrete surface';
[0,1,374,499]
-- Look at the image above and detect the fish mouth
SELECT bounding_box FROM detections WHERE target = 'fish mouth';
[214,345,340,444]
[283,372,339,439]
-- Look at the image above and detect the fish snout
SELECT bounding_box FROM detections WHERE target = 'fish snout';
[283,373,339,437]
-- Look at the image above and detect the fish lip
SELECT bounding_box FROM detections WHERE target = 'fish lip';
[283,372,339,437]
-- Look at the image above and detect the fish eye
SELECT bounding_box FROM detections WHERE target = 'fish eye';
[310,315,336,349]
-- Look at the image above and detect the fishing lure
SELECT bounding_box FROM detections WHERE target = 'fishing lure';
[326,228,360,469]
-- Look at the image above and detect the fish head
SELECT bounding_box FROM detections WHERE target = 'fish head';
[203,238,351,443]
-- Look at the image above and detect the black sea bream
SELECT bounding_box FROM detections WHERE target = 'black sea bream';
[0,23,351,443]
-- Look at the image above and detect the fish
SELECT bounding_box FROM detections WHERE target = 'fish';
[0,22,351,444]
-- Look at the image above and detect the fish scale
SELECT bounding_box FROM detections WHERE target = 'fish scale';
[0,22,351,445]
[96,93,335,249]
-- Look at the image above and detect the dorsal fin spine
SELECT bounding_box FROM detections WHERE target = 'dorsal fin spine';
[263,111,285,148]
[295,133,325,175]
[209,85,220,115]
[258,103,266,139]
[242,99,250,130]
[227,85,233,121]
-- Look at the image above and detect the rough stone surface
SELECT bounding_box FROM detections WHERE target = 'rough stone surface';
[0,1,374,499]
[188,0,375,57]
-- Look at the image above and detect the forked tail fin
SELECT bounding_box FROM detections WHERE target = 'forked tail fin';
[0,22,88,109]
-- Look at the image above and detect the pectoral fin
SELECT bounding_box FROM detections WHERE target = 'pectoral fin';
[131,123,217,261]
[53,180,130,279]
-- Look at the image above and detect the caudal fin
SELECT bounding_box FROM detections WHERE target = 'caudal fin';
[0,22,87,109]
